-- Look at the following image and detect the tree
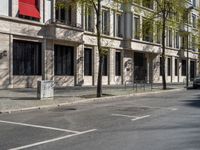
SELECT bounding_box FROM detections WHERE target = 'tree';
[141,0,187,89]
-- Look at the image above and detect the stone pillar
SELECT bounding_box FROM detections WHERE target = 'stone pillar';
[93,46,98,86]
[171,56,175,82]
[51,0,56,22]
[43,40,54,81]
[75,44,84,86]
[11,0,18,17]
[110,10,114,37]
[108,49,115,85]
[9,34,13,88]
[39,0,44,23]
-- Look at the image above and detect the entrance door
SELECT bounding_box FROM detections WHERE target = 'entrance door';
[134,52,147,82]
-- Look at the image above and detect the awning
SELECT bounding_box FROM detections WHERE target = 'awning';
[19,1,40,19]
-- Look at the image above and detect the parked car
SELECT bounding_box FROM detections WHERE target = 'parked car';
[193,76,200,88]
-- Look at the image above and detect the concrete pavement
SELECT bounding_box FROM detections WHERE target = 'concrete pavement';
[0,83,185,113]
[0,89,199,150]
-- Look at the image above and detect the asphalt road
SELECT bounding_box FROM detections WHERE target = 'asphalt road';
[0,89,200,150]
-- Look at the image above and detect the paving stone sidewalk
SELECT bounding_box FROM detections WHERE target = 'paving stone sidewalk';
[0,83,186,113]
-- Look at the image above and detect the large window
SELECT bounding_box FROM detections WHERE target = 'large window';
[102,55,108,76]
[115,52,121,76]
[192,14,197,28]
[175,58,178,76]
[116,13,123,37]
[84,48,92,76]
[160,57,163,76]
[102,10,110,35]
[142,0,153,9]
[134,15,140,39]
[56,3,72,25]
[182,60,186,76]
[54,45,74,75]
[13,40,42,75]
[168,28,172,47]
[85,6,94,32]
[167,58,171,76]
[142,18,153,42]
[175,31,179,48]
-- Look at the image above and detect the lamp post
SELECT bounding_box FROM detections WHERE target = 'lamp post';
[186,6,194,88]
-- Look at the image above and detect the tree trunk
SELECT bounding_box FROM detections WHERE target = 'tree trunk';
[161,12,167,90]
[96,0,103,97]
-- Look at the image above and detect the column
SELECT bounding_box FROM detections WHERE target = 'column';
[51,0,56,22]
[93,46,98,86]
[11,0,18,17]
[122,50,125,84]
[188,58,191,82]
[39,0,44,23]
[108,49,115,85]
[9,34,13,88]
[146,53,150,83]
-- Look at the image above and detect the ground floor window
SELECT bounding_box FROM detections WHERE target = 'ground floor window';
[13,40,42,75]
[84,48,92,76]
[167,58,171,76]
[54,45,74,75]
[160,57,163,76]
[115,51,121,76]
[182,60,186,76]
[175,58,178,76]
[102,55,108,76]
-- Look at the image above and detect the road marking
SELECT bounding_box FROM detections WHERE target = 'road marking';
[131,115,150,121]
[0,120,80,134]
[9,129,97,150]
[111,113,138,118]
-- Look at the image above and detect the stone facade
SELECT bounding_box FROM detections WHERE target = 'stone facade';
[0,0,199,88]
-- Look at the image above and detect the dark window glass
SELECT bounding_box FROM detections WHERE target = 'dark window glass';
[54,45,74,75]
[142,0,153,9]
[134,16,140,39]
[160,57,163,76]
[175,59,178,76]
[115,52,121,76]
[13,40,42,75]
[142,18,153,42]
[84,48,92,76]
[182,60,186,76]
[102,55,108,76]
[168,58,171,76]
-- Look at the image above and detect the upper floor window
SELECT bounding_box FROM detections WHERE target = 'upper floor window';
[102,9,110,35]
[192,14,197,28]
[142,0,153,9]
[116,13,123,37]
[134,15,140,39]
[85,6,94,32]
[56,2,73,26]
[193,0,196,7]
[18,0,40,21]
[0,0,9,16]
[168,28,172,47]
[142,18,153,42]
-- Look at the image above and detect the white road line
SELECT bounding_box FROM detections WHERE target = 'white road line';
[111,113,137,118]
[0,120,80,134]
[131,115,151,121]
[9,129,97,150]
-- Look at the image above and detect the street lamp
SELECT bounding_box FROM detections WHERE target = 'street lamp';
[185,6,194,88]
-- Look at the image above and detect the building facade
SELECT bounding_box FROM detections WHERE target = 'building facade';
[0,0,199,88]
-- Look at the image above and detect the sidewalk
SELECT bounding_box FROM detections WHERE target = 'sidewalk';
[0,83,186,113]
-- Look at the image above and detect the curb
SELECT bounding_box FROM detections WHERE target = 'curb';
[0,88,185,114]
